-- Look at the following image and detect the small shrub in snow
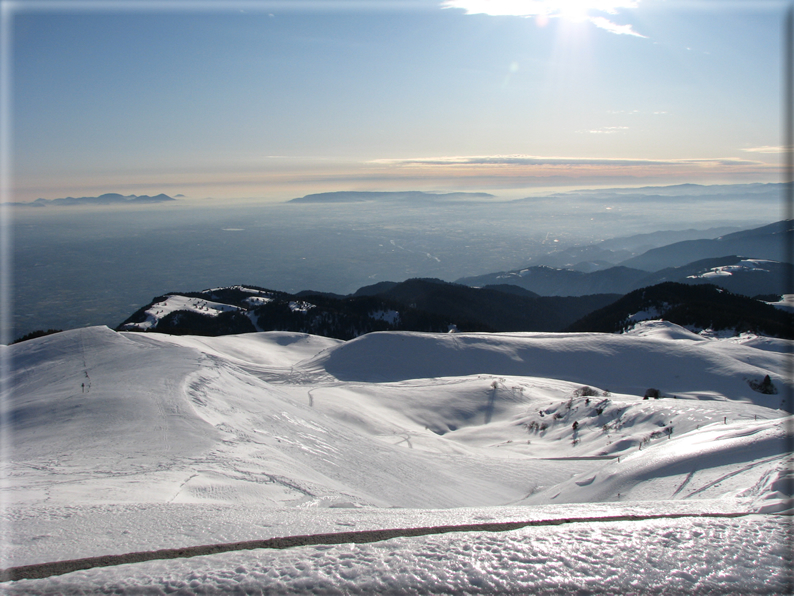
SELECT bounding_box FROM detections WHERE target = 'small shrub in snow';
[648,425,674,442]
[593,399,610,416]
[573,386,600,397]
[748,375,778,395]
[525,420,548,433]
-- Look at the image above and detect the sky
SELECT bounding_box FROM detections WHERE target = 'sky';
[3,0,791,202]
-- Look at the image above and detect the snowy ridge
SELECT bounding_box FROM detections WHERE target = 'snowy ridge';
[687,258,776,279]
[119,295,242,330]
[307,324,790,402]
[2,323,791,592]
[119,287,280,332]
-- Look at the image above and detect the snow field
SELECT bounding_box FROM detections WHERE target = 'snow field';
[309,325,790,405]
[2,321,791,591]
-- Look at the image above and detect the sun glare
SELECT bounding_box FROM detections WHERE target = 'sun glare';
[443,0,644,36]
[556,0,592,22]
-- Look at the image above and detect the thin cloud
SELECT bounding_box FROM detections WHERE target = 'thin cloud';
[741,146,791,154]
[370,155,763,167]
[441,0,646,38]
[589,15,646,37]
[580,126,630,134]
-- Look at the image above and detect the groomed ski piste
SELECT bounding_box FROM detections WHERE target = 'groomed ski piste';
[1,321,792,594]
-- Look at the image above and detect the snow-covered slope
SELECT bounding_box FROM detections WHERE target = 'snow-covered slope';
[768,294,794,312]
[2,323,791,592]
[308,324,790,403]
[687,258,776,279]
[119,294,245,331]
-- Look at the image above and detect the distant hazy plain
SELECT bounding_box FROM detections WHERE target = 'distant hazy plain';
[10,184,782,340]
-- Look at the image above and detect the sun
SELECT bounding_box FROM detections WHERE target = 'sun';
[555,0,593,22]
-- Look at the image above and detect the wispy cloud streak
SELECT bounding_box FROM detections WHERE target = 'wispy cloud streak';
[741,146,792,154]
[589,15,646,37]
[371,155,764,167]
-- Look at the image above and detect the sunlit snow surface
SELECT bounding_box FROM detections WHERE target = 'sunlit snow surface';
[5,515,788,595]
[767,294,794,313]
[119,294,242,330]
[687,258,777,279]
[2,321,792,593]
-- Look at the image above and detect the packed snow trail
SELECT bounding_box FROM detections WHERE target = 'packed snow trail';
[0,511,763,582]
[3,515,789,595]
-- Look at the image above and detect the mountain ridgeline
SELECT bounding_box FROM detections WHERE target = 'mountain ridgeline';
[117,281,621,339]
[566,282,794,338]
[287,191,496,204]
[114,278,793,341]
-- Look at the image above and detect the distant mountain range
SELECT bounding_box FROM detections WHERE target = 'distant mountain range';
[619,220,793,270]
[524,226,742,272]
[457,220,793,297]
[288,191,495,203]
[530,182,783,208]
[457,256,791,298]
[14,193,176,206]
